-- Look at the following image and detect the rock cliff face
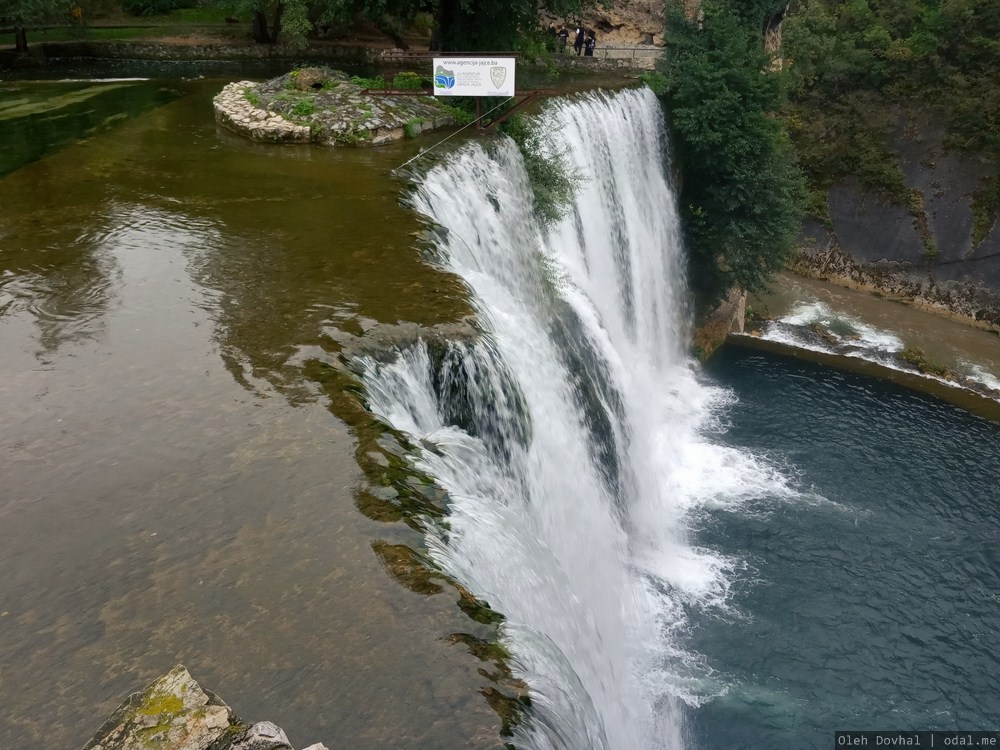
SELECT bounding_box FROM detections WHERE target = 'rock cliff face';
[794,111,1000,332]
[545,1,666,46]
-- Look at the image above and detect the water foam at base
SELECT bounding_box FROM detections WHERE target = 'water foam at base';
[361,88,803,750]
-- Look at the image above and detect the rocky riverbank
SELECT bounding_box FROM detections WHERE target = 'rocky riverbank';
[213,67,454,146]
[790,239,1000,334]
[791,109,1000,334]
[82,666,326,750]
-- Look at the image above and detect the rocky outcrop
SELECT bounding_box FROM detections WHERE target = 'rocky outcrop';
[544,1,666,47]
[82,666,328,750]
[694,287,746,360]
[213,67,455,147]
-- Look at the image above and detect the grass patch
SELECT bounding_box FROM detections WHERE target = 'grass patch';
[906,188,939,262]
[290,99,315,117]
[1,25,163,45]
[403,117,425,138]
[350,74,386,90]
[242,88,260,107]
[165,5,238,23]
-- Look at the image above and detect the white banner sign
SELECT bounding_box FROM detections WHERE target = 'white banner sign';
[432,57,516,97]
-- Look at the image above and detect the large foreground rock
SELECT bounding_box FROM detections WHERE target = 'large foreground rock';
[82,666,328,750]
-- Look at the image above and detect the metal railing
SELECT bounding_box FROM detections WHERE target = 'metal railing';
[377,46,665,62]
[554,44,665,61]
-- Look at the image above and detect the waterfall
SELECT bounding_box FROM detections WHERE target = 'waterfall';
[361,88,791,750]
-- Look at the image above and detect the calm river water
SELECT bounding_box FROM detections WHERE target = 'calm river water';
[2,74,999,750]
[0,76,495,750]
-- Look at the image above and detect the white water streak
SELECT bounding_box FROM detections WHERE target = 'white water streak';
[362,88,796,750]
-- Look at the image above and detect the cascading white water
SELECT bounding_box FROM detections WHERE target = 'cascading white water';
[361,88,797,750]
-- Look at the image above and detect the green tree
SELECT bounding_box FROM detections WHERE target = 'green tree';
[432,0,598,51]
[0,0,70,51]
[781,0,1000,193]
[226,0,603,51]
[232,0,310,45]
[659,0,807,303]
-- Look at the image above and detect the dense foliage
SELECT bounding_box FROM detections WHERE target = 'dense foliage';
[227,0,599,49]
[782,0,1000,231]
[500,114,581,227]
[784,0,999,146]
[658,0,807,303]
[1,0,79,49]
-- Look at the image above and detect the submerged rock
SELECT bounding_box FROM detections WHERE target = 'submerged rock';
[82,666,325,750]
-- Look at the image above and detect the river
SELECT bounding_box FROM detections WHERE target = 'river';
[1,75,494,750]
[2,74,999,750]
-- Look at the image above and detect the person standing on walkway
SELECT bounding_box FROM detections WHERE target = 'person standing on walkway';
[557,26,569,51]
[584,31,596,57]
[574,24,585,55]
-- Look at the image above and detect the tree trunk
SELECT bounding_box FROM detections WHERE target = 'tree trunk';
[269,2,283,44]
[377,20,409,50]
[435,0,457,50]
[251,11,270,44]
[15,25,28,53]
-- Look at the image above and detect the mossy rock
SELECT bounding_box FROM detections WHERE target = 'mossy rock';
[83,666,237,750]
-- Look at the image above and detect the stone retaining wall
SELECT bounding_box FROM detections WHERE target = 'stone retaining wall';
[212,70,455,147]
[214,81,312,143]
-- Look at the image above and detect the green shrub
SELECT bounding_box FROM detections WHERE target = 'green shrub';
[350,75,386,90]
[501,114,581,227]
[404,118,425,138]
[638,71,668,96]
[412,11,434,34]
[243,88,261,107]
[290,99,316,117]
[122,0,179,16]
[659,0,808,304]
[393,72,429,90]
[438,101,476,126]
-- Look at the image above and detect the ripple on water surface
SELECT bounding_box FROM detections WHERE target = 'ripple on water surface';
[691,347,1000,750]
